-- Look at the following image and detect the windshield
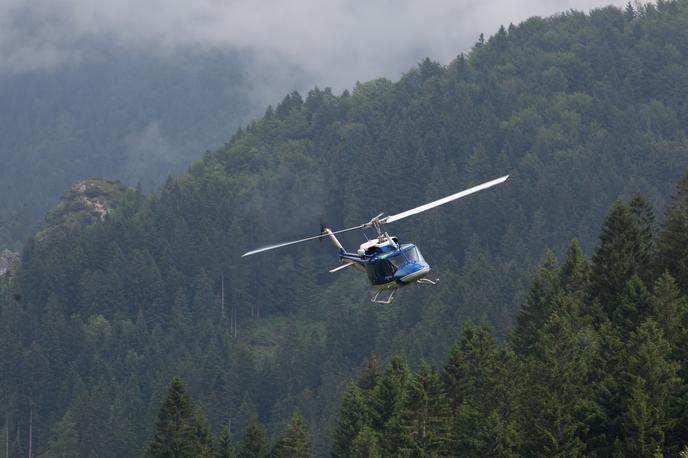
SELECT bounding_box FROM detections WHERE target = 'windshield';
[404,246,419,262]
[402,245,425,263]
[388,253,406,268]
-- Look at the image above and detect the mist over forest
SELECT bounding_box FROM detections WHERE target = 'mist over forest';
[2,0,688,457]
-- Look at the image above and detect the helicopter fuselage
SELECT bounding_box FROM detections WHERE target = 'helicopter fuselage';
[338,239,431,290]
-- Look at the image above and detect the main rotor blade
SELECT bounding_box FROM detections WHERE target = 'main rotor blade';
[241,224,366,257]
[384,175,509,224]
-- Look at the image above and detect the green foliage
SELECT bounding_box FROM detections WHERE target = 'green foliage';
[238,419,268,458]
[592,200,645,316]
[0,49,256,250]
[389,362,452,456]
[38,410,79,458]
[444,325,520,457]
[659,173,688,293]
[215,427,237,458]
[5,2,688,456]
[513,252,561,356]
[332,385,371,458]
[145,377,213,458]
[272,412,313,458]
[618,320,681,457]
[350,426,382,458]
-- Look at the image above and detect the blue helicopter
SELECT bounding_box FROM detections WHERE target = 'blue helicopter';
[242,175,509,303]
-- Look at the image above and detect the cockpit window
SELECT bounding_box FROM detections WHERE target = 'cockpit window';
[388,253,406,268]
[404,246,419,262]
[366,260,396,281]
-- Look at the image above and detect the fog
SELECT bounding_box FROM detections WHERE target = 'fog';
[2,0,628,91]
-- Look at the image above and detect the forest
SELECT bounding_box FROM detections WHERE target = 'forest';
[2,0,688,456]
[140,172,688,457]
[0,47,261,251]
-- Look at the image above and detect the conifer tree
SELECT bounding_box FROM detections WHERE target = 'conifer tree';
[238,419,268,458]
[630,194,657,281]
[519,310,594,457]
[371,355,410,431]
[650,273,688,356]
[444,325,520,457]
[145,377,198,458]
[272,412,313,458]
[560,239,591,297]
[658,173,688,293]
[390,363,451,457]
[618,319,681,457]
[332,385,371,458]
[592,200,644,317]
[513,251,560,356]
[215,427,237,458]
[190,410,214,458]
[350,426,382,458]
[357,355,380,394]
[444,325,495,410]
[614,275,652,337]
[38,410,79,458]
[585,321,626,456]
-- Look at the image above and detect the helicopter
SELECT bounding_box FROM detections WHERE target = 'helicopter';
[242,174,509,303]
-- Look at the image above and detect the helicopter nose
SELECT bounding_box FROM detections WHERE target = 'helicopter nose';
[397,264,431,284]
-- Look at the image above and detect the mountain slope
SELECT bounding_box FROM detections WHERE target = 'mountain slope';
[0,47,277,250]
[2,1,688,456]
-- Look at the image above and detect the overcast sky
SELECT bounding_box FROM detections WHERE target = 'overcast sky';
[1,0,628,91]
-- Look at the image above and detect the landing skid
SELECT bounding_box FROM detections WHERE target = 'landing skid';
[371,289,396,304]
[417,278,439,285]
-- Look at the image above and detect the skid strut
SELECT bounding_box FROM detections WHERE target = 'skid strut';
[371,289,396,304]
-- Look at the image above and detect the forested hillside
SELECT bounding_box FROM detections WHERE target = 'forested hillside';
[2,1,688,456]
[0,48,268,250]
[143,174,688,457]
[328,176,688,456]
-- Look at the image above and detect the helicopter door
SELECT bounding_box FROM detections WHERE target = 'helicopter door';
[365,259,396,285]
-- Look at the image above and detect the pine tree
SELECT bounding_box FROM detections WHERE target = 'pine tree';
[272,412,313,458]
[618,319,681,457]
[38,410,79,458]
[332,385,371,458]
[513,251,561,356]
[238,419,267,458]
[560,239,591,297]
[145,377,198,458]
[371,355,410,431]
[658,173,688,293]
[629,194,657,282]
[215,427,237,458]
[519,310,595,457]
[444,326,520,457]
[649,273,688,451]
[592,200,644,317]
[190,410,214,458]
[350,426,382,458]
[650,273,688,355]
[614,275,652,337]
[390,363,452,457]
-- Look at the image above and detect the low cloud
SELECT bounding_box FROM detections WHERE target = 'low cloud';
[1,0,627,89]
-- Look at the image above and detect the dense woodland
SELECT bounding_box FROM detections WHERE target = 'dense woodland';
[0,48,262,250]
[140,172,688,457]
[2,1,688,456]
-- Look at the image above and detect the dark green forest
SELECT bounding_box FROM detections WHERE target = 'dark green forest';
[0,47,269,250]
[2,1,688,456]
